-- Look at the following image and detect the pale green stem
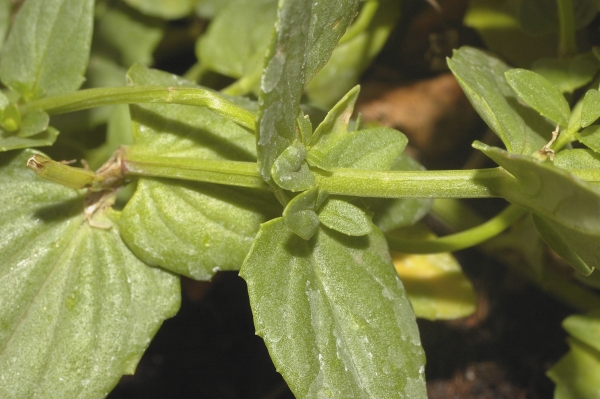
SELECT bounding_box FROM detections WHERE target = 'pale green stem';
[19,86,256,132]
[556,0,577,57]
[183,62,209,83]
[122,155,269,190]
[386,205,527,253]
[338,0,379,45]
[221,69,262,97]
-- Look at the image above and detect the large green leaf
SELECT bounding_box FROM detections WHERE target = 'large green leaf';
[196,0,276,79]
[307,0,401,108]
[0,0,94,100]
[448,47,552,155]
[581,88,600,128]
[547,338,600,399]
[531,53,600,94]
[120,64,279,279]
[0,0,11,54]
[474,142,600,236]
[256,0,359,183]
[0,150,180,399]
[240,218,427,399]
[505,68,570,127]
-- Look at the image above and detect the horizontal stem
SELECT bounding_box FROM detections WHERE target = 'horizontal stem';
[386,205,527,253]
[315,167,506,198]
[20,86,256,132]
[123,155,269,190]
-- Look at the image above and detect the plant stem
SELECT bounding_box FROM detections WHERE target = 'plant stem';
[338,0,379,45]
[314,167,507,198]
[386,205,527,253]
[19,86,256,132]
[123,155,269,190]
[556,0,577,57]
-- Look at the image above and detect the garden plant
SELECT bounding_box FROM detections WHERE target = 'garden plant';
[1,0,600,398]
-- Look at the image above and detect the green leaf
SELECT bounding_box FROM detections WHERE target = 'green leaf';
[517,0,598,35]
[94,1,165,67]
[577,125,600,153]
[256,0,360,183]
[532,215,596,275]
[18,110,50,138]
[581,88,600,128]
[448,47,552,155]
[240,219,427,399]
[554,148,600,169]
[473,141,600,236]
[283,187,321,240]
[271,141,315,192]
[0,150,180,399]
[196,0,276,78]
[547,338,600,399]
[463,0,557,67]
[531,53,600,94]
[318,198,372,236]
[120,179,278,279]
[120,64,279,279]
[123,0,194,19]
[0,126,59,152]
[0,0,94,99]
[505,68,570,127]
[307,0,401,108]
[310,85,360,149]
[308,126,407,172]
[563,312,600,353]
[367,154,434,232]
[392,251,477,320]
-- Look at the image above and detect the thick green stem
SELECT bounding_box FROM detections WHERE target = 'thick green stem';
[19,86,256,132]
[386,205,527,253]
[556,0,577,57]
[314,167,506,198]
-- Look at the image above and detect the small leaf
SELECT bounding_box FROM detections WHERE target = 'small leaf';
[474,141,600,236]
[308,126,407,172]
[581,88,600,128]
[256,0,360,183]
[283,187,321,240]
[0,126,59,152]
[577,125,600,153]
[318,198,372,236]
[240,219,427,399]
[392,252,477,320]
[0,150,180,399]
[505,68,570,127]
[563,312,600,353]
[531,53,600,94]
[271,141,315,192]
[0,0,94,99]
[547,338,600,399]
[448,47,552,155]
[18,110,50,138]
[124,0,193,19]
[532,215,596,275]
[310,85,360,149]
[196,0,277,78]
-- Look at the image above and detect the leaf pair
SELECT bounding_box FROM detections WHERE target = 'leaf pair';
[0,0,94,151]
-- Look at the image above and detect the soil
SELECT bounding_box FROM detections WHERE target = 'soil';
[108,0,588,397]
